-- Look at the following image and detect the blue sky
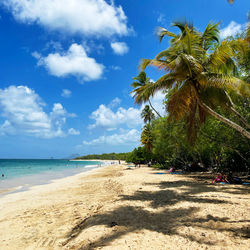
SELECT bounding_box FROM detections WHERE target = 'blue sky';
[0,0,248,158]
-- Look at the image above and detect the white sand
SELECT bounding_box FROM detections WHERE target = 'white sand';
[0,165,249,249]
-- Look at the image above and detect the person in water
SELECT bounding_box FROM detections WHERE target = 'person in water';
[1,173,4,177]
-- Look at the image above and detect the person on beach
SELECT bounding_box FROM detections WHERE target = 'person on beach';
[225,171,243,184]
[168,167,176,173]
[212,172,226,183]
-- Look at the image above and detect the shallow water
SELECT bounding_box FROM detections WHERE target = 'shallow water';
[0,159,101,193]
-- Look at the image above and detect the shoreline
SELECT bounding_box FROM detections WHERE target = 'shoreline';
[0,163,110,208]
[0,164,249,249]
[0,161,106,197]
[70,159,126,164]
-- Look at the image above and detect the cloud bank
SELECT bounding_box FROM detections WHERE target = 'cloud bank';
[2,0,130,37]
[82,129,140,145]
[88,104,142,131]
[0,85,78,138]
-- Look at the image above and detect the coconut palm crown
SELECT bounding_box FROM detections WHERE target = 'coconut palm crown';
[141,105,155,124]
[139,21,250,141]
[131,71,162,117]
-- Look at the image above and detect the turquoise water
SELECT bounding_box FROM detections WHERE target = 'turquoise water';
[0,159,101,192]
[0,159,100,180]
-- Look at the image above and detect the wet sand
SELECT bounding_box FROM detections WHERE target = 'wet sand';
[0,164,249,249]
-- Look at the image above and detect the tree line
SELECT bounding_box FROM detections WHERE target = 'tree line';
[75,152,130,161]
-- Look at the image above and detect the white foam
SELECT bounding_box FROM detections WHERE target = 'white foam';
[84,165,98,168]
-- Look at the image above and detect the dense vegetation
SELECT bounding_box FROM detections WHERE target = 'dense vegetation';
[75,152,130,161]
[129,21,250,172]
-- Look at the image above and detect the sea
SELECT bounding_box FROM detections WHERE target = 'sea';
[0,159,102,195]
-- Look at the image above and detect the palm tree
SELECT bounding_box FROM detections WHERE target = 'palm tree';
[139,21,250,140]
[141,123,153,153]
[131,72,162,117]
[141,105,155,124]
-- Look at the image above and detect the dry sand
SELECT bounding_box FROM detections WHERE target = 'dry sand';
[0,164,249,250]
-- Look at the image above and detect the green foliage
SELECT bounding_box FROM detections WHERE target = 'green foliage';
[141,123,153,153]
[125,147,152,164]
[75,152,129,161]
[148,98,250,171]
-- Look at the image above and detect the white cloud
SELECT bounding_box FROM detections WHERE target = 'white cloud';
[220,21,244,39]
[68,128,80,135]
[110,42,129,55]
[110,65,121,71]
[61,89,72,98]
[2,0,130,37]
[31,51,41,59]
[88,104,142,130]
[88,90,166,131]
[108,97,121,108]
[0,85,75,138]
[78,92,166,148]
[82,129,140,145]
[34,43,104,81]
[157,13,166,24]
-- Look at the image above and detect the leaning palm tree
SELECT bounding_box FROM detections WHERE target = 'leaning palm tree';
[131,72,162,117]
[139,21,250,141]
[141,105,155,124]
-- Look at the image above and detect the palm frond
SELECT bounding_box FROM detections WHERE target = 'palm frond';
[197,73,250,97]
[140,59,153,71]
[148,74,177,95]
[171,20,193,33]
[167,81,195,121]
[199,86,232,110]
[141,105,155,123]
[206,41,234,69]
[140,58,177,72]
[156,27,177,42]
[132,71,147,82]
[179,54,203,76]
[141,124,153,152]
[201,22,220,50]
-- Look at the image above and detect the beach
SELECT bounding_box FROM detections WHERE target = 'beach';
[0,164,249,249]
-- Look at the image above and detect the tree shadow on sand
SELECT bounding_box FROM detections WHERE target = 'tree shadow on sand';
[63,178,250,249]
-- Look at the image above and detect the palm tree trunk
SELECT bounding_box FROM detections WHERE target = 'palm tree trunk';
[198,100,250,139]
[148,99,162,118]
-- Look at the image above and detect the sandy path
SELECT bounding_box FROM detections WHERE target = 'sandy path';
[0,165,249,250]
